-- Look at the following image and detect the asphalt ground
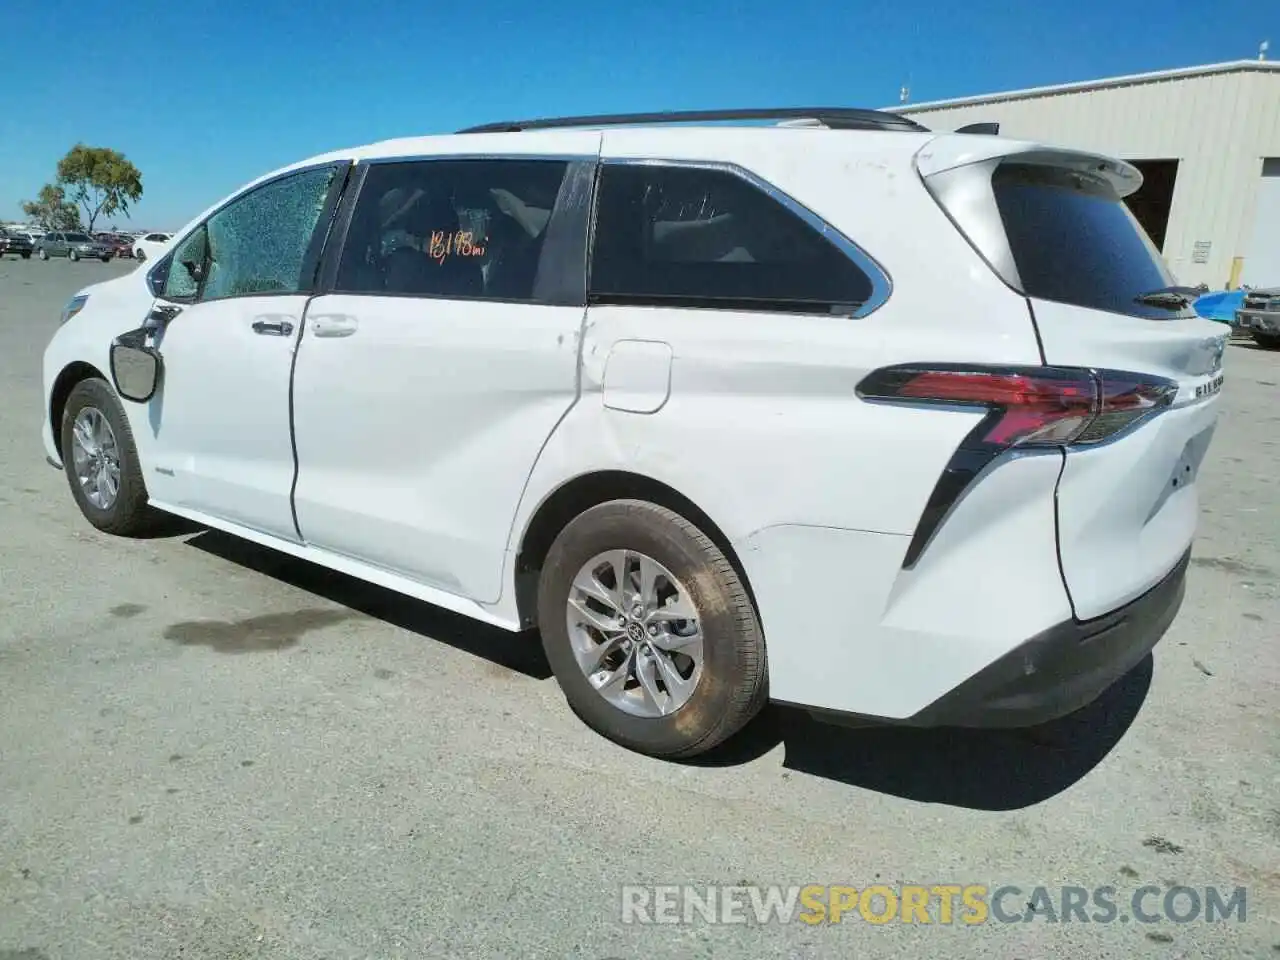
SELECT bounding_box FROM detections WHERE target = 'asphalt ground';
[1,255,1277,959]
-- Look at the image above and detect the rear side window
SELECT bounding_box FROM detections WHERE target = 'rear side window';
[589,163,874,314]
[992,162,1179,320]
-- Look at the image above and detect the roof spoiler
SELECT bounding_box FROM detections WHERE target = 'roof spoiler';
[955,122,1000,135]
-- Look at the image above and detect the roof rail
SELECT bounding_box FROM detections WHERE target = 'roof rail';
[457,107,931,134]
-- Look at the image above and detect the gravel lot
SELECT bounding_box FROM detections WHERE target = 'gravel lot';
[1,257,1277,959]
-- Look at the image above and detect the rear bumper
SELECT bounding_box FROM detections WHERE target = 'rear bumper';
[904,547,1189,728]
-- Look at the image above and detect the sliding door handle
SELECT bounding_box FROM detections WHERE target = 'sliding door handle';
[309,314,358,338]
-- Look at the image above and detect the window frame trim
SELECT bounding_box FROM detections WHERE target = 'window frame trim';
[147,159,353,305]
[316,153,598,307]
[586,157,892,319]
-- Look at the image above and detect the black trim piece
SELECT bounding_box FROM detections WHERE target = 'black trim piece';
[955,121,1000,135]
[900,438,1001,568]
[587,291,861,317]
[794,547,1190,730]
[459,107,929,134]
[297,161,355,295]
[316,162,369,295]
[1026,297,1047,365]
[46,455,62,471]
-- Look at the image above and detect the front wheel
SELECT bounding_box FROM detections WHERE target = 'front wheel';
[21,252,30,259]
[60,378,161,536]
[537,499,767,759]
[100,254,111,262]
[69,249,80,261]
[37,248,48,260]
[135,248,146,262]
[1253,331,1280,350]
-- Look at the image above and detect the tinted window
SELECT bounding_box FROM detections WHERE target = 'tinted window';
[198,165,338,300]
[64,233,90,242]
[992,162,1179,319]
[335,159,572,302]
[589,163,874,313]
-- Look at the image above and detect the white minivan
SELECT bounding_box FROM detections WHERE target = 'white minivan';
[42,108,1228,757]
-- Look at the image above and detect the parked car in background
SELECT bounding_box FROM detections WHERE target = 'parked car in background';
[132,232,172,261]
[98,234,135,258]
[1236,287,1280,348]
[37,232,113,262]
[0,228,34,258]
[41,107,1229,758]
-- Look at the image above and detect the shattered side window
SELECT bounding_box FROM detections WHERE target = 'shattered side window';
[202,166,336,300]
[161,228,207,300]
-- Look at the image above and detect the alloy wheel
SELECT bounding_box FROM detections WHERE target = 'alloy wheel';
[70,407,122,510]
[565,549,704,718]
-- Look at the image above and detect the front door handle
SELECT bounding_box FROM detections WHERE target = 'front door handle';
[251,318,295,336]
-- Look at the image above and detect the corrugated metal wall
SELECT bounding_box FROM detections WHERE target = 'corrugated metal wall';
[901,68,1280,287]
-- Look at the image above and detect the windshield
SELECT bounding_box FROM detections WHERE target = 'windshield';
[64,233,91,242]
[991,162,1183,320]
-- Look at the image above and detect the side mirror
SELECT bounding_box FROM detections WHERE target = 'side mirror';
[109,329,163,403]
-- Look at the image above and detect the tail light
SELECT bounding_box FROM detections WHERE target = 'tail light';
[857,364,1178,568]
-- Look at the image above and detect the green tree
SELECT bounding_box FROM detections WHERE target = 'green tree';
[55,143,143,233]
[21,183,82,231]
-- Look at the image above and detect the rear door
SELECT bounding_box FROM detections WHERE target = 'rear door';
[930,149,1228,618]
[292,142,599,603]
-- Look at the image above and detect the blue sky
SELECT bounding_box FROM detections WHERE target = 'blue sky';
[0,0,1272,228]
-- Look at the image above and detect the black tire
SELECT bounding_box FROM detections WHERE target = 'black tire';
[21,252,30,259]
[69,249,79,262]
[135,248,146,262]
[537,499,767,758]
[60,377,161,536]
[1252,331,1280,350]
[100,254,110,263]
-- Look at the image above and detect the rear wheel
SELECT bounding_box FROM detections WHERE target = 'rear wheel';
[21,252,30,259]
[60,378,161,536]
[537,499,767,759]
[135,248,146,262]
[69,249,80,262]
[37,248,48,260]
[1253,331,1280,350]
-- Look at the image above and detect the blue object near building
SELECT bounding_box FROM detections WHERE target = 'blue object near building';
[1193,290,1245,324]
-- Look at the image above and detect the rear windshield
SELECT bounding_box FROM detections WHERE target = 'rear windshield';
[991,162,1181,320]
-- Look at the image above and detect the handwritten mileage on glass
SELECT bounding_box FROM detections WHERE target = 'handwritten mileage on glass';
[428,231,487,264]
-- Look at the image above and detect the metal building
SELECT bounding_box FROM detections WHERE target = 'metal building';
[896,60,1280,289]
